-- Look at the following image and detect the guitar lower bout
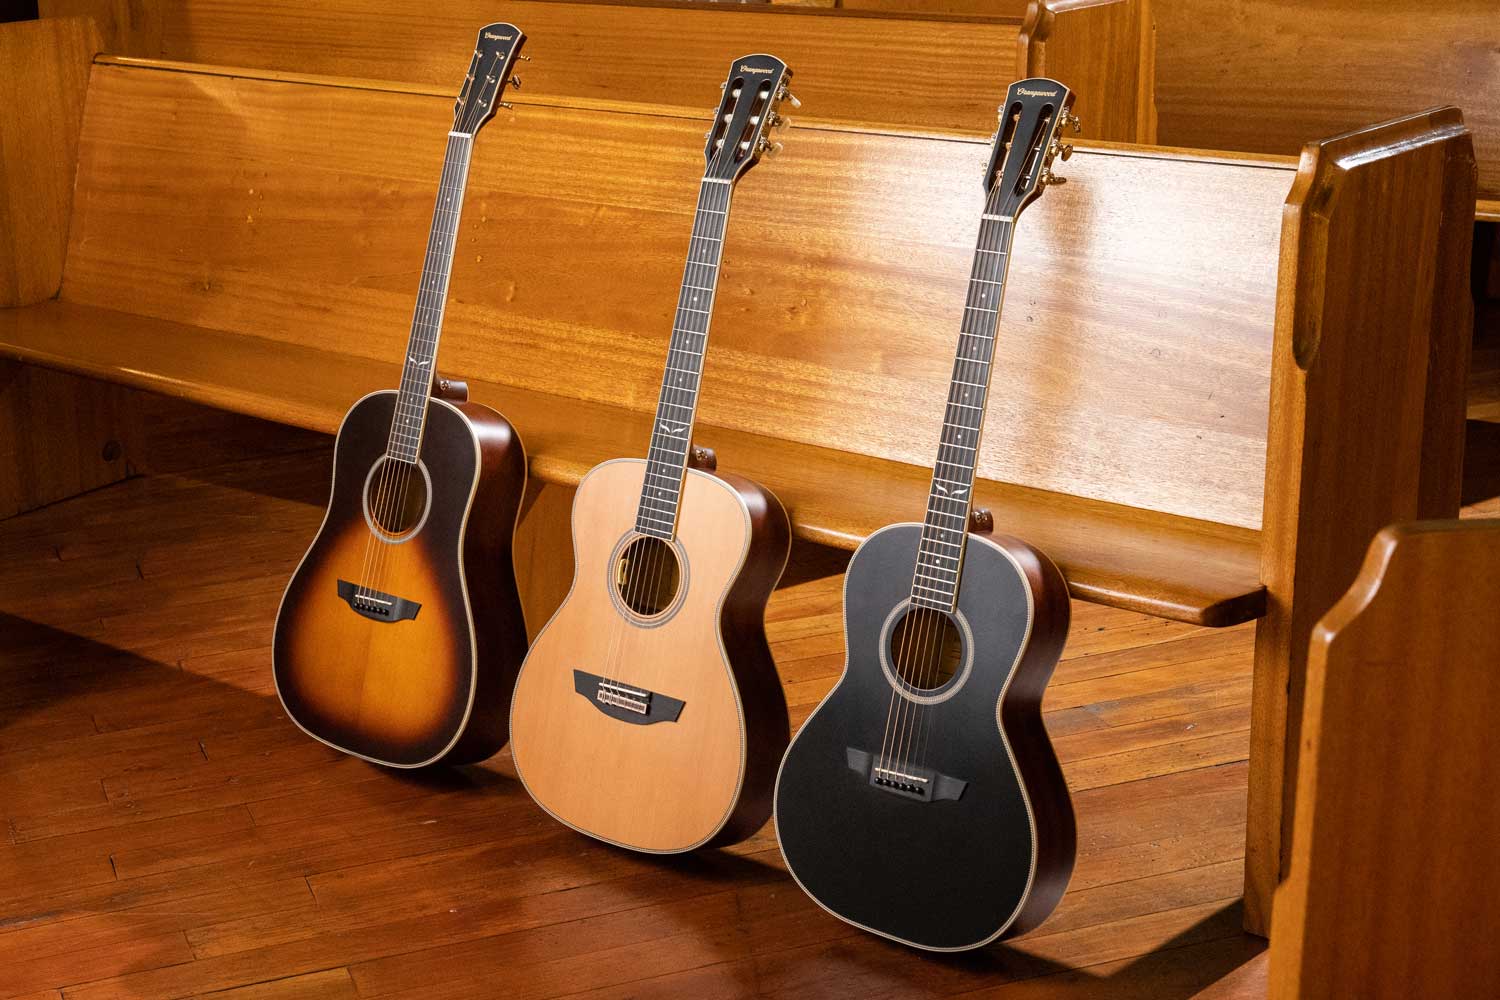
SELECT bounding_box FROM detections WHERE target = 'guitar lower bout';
[509,458,790,853]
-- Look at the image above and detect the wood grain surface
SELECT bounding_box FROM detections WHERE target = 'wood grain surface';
[1154,0,1500,202]
[1270,520,1500,999]
[57,62,1284,531]
[38,0,1154,139]
[0,17,99,307]
[0,416,1271,999]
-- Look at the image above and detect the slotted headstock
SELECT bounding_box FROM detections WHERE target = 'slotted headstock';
[452,23,527,136]
[984,78,1079,218]
[703,53,798,183]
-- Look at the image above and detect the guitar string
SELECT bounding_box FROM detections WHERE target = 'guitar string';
[605,171,728,700]
[363,57,496,606]
[642,175,731,698]
[882,166,1012,782]
[353,50,484,605]
[909,212,1014,781]
[351,133,462,607]
[362,131,471,606]
[900,185,1012,781]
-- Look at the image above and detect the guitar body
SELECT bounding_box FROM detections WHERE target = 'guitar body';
[273,390,528,768]
[509,458,790,853]
[774,523,1075,950]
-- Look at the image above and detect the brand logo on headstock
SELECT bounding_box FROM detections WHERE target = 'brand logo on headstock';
[483,32,513,41]
[739,64,774,75]
[1017,87,1060,98]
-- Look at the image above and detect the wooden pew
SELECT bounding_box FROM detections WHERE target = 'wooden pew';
[37,0,1157,142]
[0,22,1475,936]
[1152,0,1500,218]
[1270,520,1500,998]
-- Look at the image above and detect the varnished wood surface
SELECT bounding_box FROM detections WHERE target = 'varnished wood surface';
[0,430,1269,999]
[510,460,783,853]
[58,61,1284,531]
[0,301,1266,627]
[1153,0,1500,203]
[1245,106,1476,935]
[0,17,99,307]
[38,0,1153,140]
[1270,520,1500,999]
[0,362,130,519]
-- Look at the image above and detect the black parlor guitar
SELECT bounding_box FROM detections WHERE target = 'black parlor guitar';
[773,79,1081,950]
[273,25,530,768]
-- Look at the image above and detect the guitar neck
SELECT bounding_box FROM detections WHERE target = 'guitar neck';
[911,212,1018,612]
[386,132,474,463]
[635,178,734,539]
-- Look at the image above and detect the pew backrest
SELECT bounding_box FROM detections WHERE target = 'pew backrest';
[62,59,1281,530]
[38,0,1156,142]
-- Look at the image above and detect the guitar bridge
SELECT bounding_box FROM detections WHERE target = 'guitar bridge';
[846,748,968,803]
[596,679,651,715]
[573,670,685,726]
[337,580,421,623]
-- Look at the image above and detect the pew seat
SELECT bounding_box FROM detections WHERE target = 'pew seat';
[0,300,1266,627]
[0,19,1477,937]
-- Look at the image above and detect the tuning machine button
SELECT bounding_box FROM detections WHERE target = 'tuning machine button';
[509,75,522,90]
[757,136,784,158]
[1038,166,1057,187]
[778,86,802,110]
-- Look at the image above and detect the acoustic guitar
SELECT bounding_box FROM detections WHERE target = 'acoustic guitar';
[508,54,799,853]
[773,79,1080,950]
[273,25,530,769]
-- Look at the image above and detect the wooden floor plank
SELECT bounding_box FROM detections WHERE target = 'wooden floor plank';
[0,438,1269,1000]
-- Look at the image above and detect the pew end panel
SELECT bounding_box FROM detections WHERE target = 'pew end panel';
[0,15,99,308]
[0,17,132,516]
[1247,106,1476,936]
[1019,0,1157,144]
[39,0,1156,141]
[1269,519,1500,999]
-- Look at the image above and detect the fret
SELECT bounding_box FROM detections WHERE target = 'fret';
[636,512,677,528]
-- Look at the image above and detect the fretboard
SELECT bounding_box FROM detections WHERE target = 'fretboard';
[911,213,1018,612]
[635,178,733,538]
[386,132,474,464]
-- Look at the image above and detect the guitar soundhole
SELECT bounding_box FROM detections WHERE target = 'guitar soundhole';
[889,607,964,692]
[365,458,429,539]
[615,536,681,618]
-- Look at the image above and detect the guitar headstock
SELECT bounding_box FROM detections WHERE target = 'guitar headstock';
[703,53,798,183]
[983,78,1079,218]
[452,23,528,137]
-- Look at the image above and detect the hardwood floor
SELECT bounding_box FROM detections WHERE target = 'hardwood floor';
[0,440,1271,999]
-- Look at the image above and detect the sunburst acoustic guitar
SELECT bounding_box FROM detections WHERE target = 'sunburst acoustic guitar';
[774,79,1081,951]
[273,24,530,768]
[508,54,799,853]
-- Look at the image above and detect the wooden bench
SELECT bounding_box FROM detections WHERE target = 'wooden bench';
[0,18,1476,937]
[37,0,1157,142]
[1152,0,1499,221]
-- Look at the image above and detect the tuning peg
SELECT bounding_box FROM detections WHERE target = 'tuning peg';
[516,55,531,62]
[509,75,522,90]
[768,112,792,131]
[1038,166,1056,187]
[1058,143,1074,161]
[778,87,801,110]
[1061,110,1082,134]
[757,136,784,158]
[499,101,515,110]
